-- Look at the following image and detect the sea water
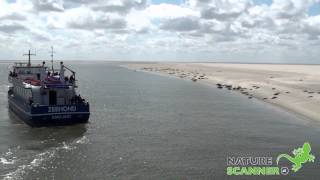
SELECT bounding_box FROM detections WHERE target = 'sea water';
[0,62,319,179]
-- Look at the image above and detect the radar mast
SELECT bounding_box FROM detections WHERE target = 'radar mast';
[50,46,55,72]
[23,50,36,66]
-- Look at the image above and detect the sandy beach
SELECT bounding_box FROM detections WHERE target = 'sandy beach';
[127,63,320,122]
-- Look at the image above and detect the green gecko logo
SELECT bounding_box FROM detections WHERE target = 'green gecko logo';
[276,142,315,172]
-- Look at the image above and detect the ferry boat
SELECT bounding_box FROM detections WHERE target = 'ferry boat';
[7,49,90,127]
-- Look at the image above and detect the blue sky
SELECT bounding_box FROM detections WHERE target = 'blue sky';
[6,0,16,3]
[309,3,320,15]
[253,0,272,5]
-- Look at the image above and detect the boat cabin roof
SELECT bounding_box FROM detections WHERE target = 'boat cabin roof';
[14,62,46,69]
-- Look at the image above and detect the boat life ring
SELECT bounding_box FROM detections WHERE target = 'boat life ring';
[24,78,41,86]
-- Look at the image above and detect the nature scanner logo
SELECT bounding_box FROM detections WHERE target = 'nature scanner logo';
[226,142,315,176]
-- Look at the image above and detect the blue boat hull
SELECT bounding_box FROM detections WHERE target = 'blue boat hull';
[8,96,90,127]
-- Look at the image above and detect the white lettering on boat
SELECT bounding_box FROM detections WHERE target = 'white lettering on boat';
[51,115,72,119]
[48,106,77,113]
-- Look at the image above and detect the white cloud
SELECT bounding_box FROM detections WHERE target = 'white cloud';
[126,10,152,33]
[91,0,147,14]
[200,0,252,20]
[303,15,320,39]
[32,0,64,12]
[0,0,319,62]
[145,4,198,18]
[160,16,200,31]
[65,7,127,30]
[0,23,26,33]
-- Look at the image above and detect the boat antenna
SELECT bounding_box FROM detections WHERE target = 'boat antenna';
[50,46,55,73]
[23,49,36,66]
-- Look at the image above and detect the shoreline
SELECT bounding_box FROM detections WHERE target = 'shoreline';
[125,63,320,122]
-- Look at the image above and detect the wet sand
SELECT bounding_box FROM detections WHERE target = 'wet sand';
[127,63,320,122]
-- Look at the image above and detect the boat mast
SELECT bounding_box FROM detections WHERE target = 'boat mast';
[50,46,55,73]
[23,50,36,66]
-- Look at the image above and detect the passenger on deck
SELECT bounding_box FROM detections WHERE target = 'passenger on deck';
[10,71,17,77]
[69,75,75,83]
[64,76,69,82]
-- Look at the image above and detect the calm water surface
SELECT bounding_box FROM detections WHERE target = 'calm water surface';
[0,62,319,179]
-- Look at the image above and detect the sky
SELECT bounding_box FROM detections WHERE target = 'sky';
[0,0,320,63]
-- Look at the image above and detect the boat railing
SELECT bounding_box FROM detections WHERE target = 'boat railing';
[10,76,23,84]
[14,62,29,67]
[63,64,76,80]
[31,101,89,108]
